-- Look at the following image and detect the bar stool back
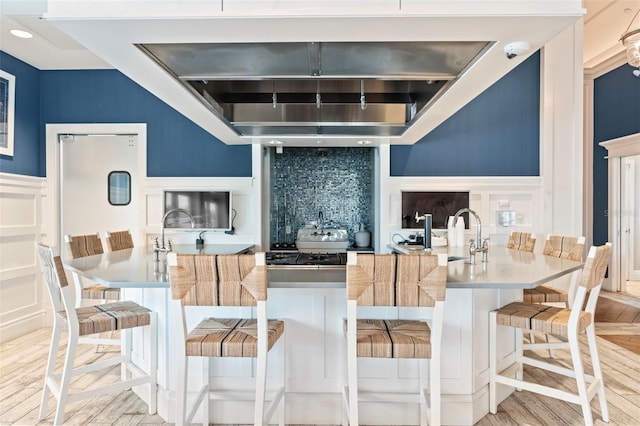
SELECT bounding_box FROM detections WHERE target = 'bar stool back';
[105,229,135,251]
[344,252,448,426]
[506,231,536,252]
[523,234,585,306]
[489,243,611,425]
[167,252,285,426]
[65,233,120,306]
[36,243,157,425]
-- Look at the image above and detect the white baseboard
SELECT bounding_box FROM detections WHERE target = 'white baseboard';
[0,311,46,344]
[149,386,493,425]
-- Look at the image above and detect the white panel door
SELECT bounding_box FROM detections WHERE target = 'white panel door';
[60,134,139,243]
[622,154,640,282]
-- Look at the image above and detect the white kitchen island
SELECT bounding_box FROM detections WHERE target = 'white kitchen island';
[65,244,582,425]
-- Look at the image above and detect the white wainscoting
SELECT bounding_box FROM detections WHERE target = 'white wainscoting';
[0,173,46,343]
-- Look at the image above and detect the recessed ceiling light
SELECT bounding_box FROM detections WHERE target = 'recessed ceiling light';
[269,140,284,145]
[10,29,33,39]
[357,140,372,145]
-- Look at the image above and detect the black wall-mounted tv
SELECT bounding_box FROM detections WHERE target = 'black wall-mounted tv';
[163,190,232,231]
[401,191,469,230]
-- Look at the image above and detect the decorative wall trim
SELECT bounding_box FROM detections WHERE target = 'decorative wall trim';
[0,172,46,343]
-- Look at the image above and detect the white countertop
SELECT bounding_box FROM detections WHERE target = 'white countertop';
[388,243,583,289]
[63,243,582,290]
[64,244,254,288]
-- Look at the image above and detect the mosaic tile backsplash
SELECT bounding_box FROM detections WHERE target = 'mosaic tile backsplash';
[270,147,374,248]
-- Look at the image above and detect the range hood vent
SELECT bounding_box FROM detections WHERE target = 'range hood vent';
[138,41,491,139]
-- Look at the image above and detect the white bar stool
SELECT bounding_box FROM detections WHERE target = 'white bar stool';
[489,243,611,426]
[167,252,286,426]
[343,252,448,426]
[36,243,157,425]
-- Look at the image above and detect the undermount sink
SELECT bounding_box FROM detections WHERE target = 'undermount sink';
[296,228,349,253]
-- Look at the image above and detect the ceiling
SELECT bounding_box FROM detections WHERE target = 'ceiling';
[0,0,637,146]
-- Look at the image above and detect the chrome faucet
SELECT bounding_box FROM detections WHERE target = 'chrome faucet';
[155,208,195,257]
[317,211,324,231]
[453,208,489,263]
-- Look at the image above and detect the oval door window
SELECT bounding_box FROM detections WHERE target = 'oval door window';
[108,171,131,206]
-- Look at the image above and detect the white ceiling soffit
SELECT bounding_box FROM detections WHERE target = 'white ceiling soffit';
[39,1,584,146]
[0,1,111,69]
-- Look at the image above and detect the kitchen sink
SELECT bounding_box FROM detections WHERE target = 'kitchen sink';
[296,228,349,253]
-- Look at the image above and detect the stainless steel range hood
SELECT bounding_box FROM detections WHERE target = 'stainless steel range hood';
[138,41,491,138]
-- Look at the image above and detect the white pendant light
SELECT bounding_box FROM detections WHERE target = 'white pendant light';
[620,8,640,68]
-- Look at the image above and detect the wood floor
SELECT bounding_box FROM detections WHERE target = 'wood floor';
[3,291,640,426]
[595,286,640,355]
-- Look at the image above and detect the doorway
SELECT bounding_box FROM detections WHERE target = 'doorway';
[622,154,640,293]
[600,133,640,293]
[45,123,147,250]
[60,134,139,242]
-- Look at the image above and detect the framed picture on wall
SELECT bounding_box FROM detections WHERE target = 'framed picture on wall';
[0,69,16,157]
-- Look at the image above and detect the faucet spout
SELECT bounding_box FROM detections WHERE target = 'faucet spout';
[159,208,195,251]
[318,211,324,231]
[453,208,482,248]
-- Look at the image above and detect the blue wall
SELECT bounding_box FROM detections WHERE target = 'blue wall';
[593,64,640,246]
[0,51,252,178]
[0,52,41,176]
[390,51,540,176]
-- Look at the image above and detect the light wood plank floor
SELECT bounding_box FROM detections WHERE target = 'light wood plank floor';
[3,308,640,425]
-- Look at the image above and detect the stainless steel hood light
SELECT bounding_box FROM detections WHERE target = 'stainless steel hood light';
[137,41,491,141]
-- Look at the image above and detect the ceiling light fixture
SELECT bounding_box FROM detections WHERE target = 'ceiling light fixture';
[269,140,284,145]
[357,140,372,145]
[10,29,33,39]
[621,8,640,68]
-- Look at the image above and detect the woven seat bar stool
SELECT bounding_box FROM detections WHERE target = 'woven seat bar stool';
[506,231,536,252]
[36,243,157,425]
[105,229,135,252]
[65,233,120,306]
[523,235,585,306]
[489,243,611,426]
[167,252,285,426]
[343,252,448,426]
[520,235,585,356]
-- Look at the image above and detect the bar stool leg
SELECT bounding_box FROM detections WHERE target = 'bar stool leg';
[55,328,79,425]
[279,336,286,426]
[586,323,609,422]
[39,321,62,420]
[148,312,158,414]
[175,348,188,426]
[569,332,593,426]
[514,328,523,386]
[254,344,267,425]
[489,311,498,414]
[419,358,427,426]
[201,357,210,425]
[430,354,441,426]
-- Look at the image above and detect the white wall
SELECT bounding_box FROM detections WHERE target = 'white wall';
[0,173,46,343]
